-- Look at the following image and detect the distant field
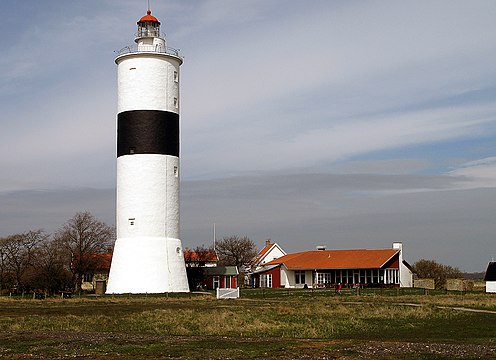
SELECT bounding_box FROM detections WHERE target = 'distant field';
[0,289,495,359]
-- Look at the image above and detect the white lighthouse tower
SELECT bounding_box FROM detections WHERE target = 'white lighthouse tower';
[106,8,189,293]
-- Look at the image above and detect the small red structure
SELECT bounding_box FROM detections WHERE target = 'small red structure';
[202,266,238,290]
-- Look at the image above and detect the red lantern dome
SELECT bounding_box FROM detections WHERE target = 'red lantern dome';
[138,10,160,25]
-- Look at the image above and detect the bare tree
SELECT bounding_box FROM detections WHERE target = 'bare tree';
[2,230,47,293]
[30,238,72,294]
[215,235,257,268]
[0,237,10,293]
[55,212,115,292]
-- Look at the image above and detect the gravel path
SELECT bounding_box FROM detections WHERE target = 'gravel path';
[1,332,496,359]
[336,340,496,359]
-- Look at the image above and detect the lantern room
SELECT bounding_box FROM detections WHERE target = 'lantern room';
[136,10,160,39]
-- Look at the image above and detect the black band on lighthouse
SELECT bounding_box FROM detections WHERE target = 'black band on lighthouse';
[117,110,179,157]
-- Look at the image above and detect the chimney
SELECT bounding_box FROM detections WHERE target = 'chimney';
[316,245,326,250]
[265,239,271,246]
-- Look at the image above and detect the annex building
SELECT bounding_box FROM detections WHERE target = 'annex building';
[252,242,413,288]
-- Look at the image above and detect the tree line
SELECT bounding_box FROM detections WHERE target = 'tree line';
[0,212,114,295]
[1,210,466,294]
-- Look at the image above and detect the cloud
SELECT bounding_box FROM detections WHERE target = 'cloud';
[1,1,496,273]
[179,169,496,272]
[0,162,494,272]
[182,102,496,179]
[449,157,496,189]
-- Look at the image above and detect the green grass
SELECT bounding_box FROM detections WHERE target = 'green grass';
[0,290,495,359]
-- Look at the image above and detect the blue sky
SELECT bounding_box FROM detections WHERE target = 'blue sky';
[1,1,496,271]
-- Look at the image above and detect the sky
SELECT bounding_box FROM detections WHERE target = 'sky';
[1,0,496,272]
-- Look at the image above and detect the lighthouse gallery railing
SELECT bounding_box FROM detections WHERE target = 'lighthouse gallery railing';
[116,44,181,57]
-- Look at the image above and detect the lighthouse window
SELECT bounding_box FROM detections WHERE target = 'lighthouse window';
[174,166,178,177]
[128,218,135,227]
[129,147,136,154]
[174,97,178,108]
[174,71,178,82]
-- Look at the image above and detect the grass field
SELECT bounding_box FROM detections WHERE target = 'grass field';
[0,289,495,359]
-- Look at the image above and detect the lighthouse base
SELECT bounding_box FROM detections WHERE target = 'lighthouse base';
[106,237,189,294]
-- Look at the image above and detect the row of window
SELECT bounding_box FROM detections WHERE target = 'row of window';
[314,269,399,285]
[259,269,401,288]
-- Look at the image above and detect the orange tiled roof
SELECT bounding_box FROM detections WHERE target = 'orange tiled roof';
[253,243,274,265]
[72,253,112,271]
[265,249,398,270]
[184,249,218,262]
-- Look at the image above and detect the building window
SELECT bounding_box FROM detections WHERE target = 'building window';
[260,274,272,288]
[316,272,331,285]
[83,273,93,283]
[128,218,135,227]
[213,276,220,289]
[174,166,178,177]
[295,270,305,285]
[174,71,178,82]
[174,97,178,108]
[129,147,136,154]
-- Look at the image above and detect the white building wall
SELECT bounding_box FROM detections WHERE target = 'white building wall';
[487,281,496,293]
[282,269,313,288]
[264,246,286,264]
[393,242,413,287]
[280,267,289,288]
[256,244,287,269]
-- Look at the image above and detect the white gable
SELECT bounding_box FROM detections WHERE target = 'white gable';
[256,243,286,269]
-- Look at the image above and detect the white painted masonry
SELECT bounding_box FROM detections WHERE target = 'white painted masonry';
[393,242,413,288]
[487,282,496,293]
[106,10,189,293]
[116,155,179,239]
[117,55,180,113]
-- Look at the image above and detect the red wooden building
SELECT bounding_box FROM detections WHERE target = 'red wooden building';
[202,266,239,290]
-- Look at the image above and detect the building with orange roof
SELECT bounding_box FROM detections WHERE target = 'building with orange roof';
[252,239,287,270]
[247,239,286,287]
[252,242,413,289]
[183,248,219,267]
[79,253,113,294]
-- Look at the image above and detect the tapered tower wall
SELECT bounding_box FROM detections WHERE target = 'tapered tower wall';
[106,10,189,294]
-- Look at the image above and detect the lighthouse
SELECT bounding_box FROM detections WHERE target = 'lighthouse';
[106,8,189,293]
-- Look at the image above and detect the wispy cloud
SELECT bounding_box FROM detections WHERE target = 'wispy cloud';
[1,1,496,271]
[449,157,496,189]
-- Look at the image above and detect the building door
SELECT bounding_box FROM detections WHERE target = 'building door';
[354,271,360,285]
[213,276,220,289]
